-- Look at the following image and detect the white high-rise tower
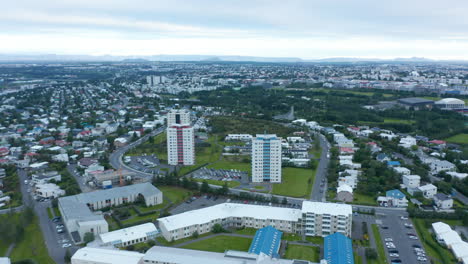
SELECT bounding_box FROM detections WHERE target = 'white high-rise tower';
[251,134,282,183]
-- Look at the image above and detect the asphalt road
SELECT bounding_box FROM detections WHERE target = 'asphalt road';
[310,133,330,201]
[18,169,78,264]
[377,212,425,264]
[67,164,93,193]
[109,126,165,177]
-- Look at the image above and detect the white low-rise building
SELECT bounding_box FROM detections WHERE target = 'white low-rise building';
[417,184,438,199]
[399,136,417,148]
[98,223,158,248]
[35,183,65,198]
[433,193,453,210]
[59,183,162,243]
[71,247,144,264]
[394,167,411,176]
[402,175,421,189]
[158,201,352,241]
[225,134,252,141]
[429,160,456,175]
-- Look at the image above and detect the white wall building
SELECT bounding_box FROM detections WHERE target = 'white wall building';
[225,134,252,141]
[35,183,65,198]
[59,183,162,243]
[167,124,195,166]
[402,175,421,189]
[98,223,158,248]
[418,184,438,199]
[251,134,282,183]
[71,247,144,264]
[167,109,195,166]
[157,201,352,241]
[167,109,191,126]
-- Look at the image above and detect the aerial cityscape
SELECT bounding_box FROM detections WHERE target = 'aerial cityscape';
[1,1,468,264]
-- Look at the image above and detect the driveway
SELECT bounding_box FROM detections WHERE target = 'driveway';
[310,133,330,201]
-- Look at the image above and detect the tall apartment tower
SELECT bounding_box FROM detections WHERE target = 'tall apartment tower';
[167,109,191,126]
[251,134,282,183]
[166,109,195,166]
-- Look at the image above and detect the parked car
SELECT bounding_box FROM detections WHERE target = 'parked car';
[62,243,72,248]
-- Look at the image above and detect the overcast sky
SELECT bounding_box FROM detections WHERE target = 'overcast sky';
[2,0,468,59]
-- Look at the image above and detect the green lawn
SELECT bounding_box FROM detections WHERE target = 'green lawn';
[383,118,415,124]
[354,254,364,264]
[193,178,240,188]
[158,186,192,204]
[156,232,214,246]
[445,133,468,144]
[284,244,320,262]
[10,216,55,264]
[371,224,388,264]
[181,235,252,253]
[305,236,324,245]
[53,207,61,217]
[46,207,53,219]
[234,228,257,236]
[272,167,315,198]
[120,207,159,226]
[352,193,377,206]
[178,136,224,176]
[207,156,251,174]
[413,219,457,264]
[0,240,8,257]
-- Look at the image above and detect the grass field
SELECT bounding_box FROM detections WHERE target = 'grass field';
[181,235,252,253]
[193,178,240,188]
[284,244,320,262]
[371,224,388,264]
[413,219,456,264]
[10,216,55,264]
[352,193,377,206]
[156,232,214,246]
[272,167,315,198]
[315,88,393,98]
[445,133,468,144]
[383,118,415,124]
[121,208,158,226]
[159,186,192,204]
[207,156,251,173]
[46,207,53,219]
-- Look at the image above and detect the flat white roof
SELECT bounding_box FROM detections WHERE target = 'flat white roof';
[143,247,295,264]
[158,203,302,232]
[452,242,468,259]
[301,201,353,216]
[71,247,143,264]
[99,223,157,244]
[441,230,463,247]
[432,222,451,235]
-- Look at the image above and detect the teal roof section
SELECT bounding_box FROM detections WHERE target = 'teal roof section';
[324,232,354,264]
[248,226,282,258]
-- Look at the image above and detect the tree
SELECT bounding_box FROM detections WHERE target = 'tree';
[64,249,71,263]
[192,231,199,238]
[220,182,229,195]
[365,248,377,259]
[83,232,95,244]
[211,223,225,233]
[282,197,288,205]
[200,181,211,193]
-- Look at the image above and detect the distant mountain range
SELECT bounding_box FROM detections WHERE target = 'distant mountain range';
[0,54,463,63]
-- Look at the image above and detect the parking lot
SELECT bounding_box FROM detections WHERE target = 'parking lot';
[126,155,172,175]
[170,195,229,215]
[378,213,426,264]
[192,167,248,184]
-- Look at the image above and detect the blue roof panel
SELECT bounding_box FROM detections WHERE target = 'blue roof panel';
[324,232,354,264]
[248,226,282,258]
